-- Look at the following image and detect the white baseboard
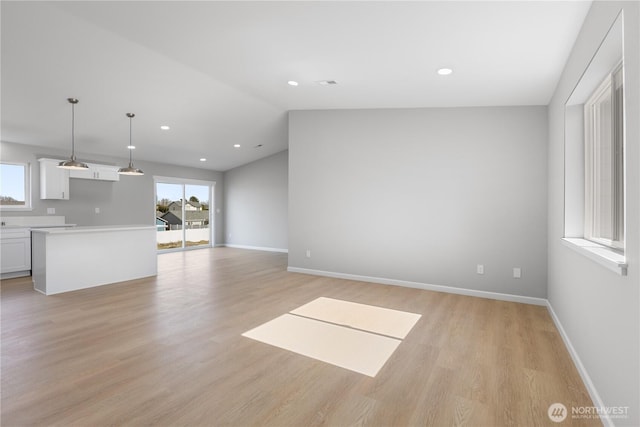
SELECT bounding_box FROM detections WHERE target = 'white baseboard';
[223,244,288,253]
[546,302,612,427]
[1,270,31,280]
[286,266,547,306]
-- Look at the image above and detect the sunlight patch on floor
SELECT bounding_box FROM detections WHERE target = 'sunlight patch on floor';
[242,297,421,377]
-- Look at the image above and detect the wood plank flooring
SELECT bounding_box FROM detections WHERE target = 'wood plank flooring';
[1,248,599,426]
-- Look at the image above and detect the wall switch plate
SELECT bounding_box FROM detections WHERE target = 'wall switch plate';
[95,207,100,214]
[47,208,55,214]
[513,267,522,279]
[477,264,484,275]
[306,249,311,258]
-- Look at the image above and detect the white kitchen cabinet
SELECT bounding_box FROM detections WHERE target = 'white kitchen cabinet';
[39,158,69,200]
[94,165,120,181]
[0,228,31,278]
[67,167,93,180]
[69,163,120,181]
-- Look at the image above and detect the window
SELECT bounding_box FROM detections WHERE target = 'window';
[584,63,624,249]
[0,162,31,210]
[563,12,626,275]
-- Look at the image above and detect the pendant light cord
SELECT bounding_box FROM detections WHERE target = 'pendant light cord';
[118,113,143,175]
[71,102,75,158]
[129,116,133,164]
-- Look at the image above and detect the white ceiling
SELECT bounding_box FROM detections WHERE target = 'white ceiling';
[1,1,592,171]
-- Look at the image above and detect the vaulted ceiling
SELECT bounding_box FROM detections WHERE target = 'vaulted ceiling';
[1,1,591,171]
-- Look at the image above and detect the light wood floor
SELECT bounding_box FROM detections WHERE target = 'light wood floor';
[1,248,598,426]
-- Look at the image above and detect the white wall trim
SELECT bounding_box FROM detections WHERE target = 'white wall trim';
[561,238,627,276]
[546,301,613,427]
[287,266,547,306]
[224,244,288,253]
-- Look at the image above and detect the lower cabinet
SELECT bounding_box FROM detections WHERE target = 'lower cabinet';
[0,228,31,278]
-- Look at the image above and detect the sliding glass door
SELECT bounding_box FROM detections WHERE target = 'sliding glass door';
[184,184,210,248]
[154,177,214,251]
[156,182,184,250]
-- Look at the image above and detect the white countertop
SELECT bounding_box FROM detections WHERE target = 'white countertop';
[31,225,155,234]
[1,224,77,229]
[0,215,68,228]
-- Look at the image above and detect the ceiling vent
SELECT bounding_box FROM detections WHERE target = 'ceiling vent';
[316,80,338,86]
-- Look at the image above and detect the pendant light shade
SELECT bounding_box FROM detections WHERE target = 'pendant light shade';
[58,98,89,170]
[118,113,144,176]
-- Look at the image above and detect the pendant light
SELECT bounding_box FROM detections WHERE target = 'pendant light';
[58,98,89,170]
[118,113,144,176]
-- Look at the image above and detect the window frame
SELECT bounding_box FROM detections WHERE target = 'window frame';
[0,161,32,211]
[583,62,625,251]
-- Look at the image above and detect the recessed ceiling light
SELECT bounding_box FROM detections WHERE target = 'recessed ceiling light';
[316,80,338,86]
[234,144,241,148]
[127,145,136,150]
[199,158,206,162]
[287,81,299,86]
[160,125,170,130]
[437,68,453,76]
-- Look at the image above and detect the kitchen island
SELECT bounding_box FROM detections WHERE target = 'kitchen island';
[31,225,157,295]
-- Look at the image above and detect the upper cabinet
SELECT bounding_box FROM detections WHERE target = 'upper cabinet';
[39,158,121,200]
[70,163,120,181]
[39,158,69,200]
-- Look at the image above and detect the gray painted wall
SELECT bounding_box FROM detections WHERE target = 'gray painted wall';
[224,150,288,250]
[0,141,225,245]
[547,1,639,425]
[289,106,548,298]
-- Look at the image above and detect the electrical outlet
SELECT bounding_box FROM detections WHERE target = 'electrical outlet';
[513,267,522,279]
[47,208,55,214]
[477,264,484,275]
[306,249,311,258]
[95,207,100,214]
